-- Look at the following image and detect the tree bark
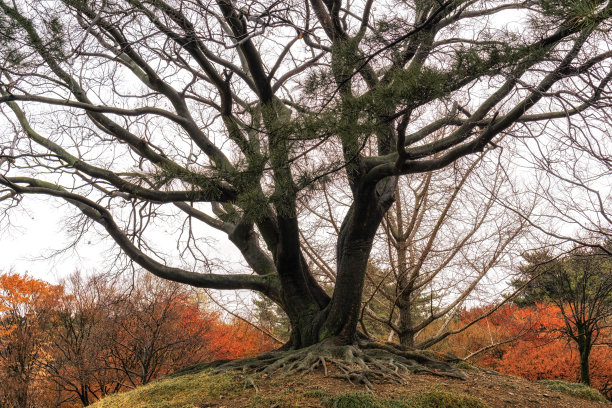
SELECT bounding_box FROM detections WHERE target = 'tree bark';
[398,297,415,348]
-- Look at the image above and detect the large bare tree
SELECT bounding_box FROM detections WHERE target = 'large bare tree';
[1,0,611,377]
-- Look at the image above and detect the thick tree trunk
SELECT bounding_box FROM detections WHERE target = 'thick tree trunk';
[316,178,397,345]
[276,180,396,348]
[277,277,327,348]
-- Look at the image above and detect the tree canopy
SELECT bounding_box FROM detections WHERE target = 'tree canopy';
[1,0,611,350]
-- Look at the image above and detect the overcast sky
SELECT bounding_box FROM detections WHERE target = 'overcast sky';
[1,6,609,289]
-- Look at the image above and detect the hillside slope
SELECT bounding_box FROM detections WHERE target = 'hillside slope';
[91,363,610,408]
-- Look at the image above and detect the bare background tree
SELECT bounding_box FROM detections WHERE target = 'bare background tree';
[299,147,531,348]
[44,272,214,406]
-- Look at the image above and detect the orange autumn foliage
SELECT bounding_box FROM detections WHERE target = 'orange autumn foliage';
[430,304,535,364]
[0,271,279,407]
[437,303,612,399]
[0,273,63,320]
[485,306,612,398]
[0,273,64,408]
[204,318,277,359]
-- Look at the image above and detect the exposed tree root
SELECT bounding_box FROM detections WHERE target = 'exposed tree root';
[205,340,467,391]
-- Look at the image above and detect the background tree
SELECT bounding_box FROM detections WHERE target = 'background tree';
[0,272,63,408]
[441,302,612,399]
[252,293,291,342]
[0,0,611,380]
[433,303,539,363]
[45,272,119,406]
[513,246,612,386]
[104,274,215,388]
[300,148,529,348]
[46,271,242,405]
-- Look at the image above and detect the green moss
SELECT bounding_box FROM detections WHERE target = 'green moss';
[321,389,489,408]
[539,380,607,402]
[322,392,391,408]
[90,372,241,408]
[303,387,328,398]
[249,387,317,408]
[249,394,295,408]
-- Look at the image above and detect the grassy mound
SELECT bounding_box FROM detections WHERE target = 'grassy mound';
[90,371,240,408]
[539,380,607,402]
[89,363,610,408]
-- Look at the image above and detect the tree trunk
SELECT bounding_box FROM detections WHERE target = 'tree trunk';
[78,385,91,407]
[397,263,416,348]
[577,333,592,385]
[274,181,396,348]
[396,236,416,348]
[280,297,326,349]
[15,386,29,408]
[398,302,415,348]
[315,178,396,345]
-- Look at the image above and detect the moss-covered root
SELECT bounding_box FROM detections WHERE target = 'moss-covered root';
[208,341,467,390]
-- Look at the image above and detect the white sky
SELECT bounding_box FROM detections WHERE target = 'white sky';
[0,196,110,283]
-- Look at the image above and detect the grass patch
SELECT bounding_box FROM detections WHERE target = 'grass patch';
[90,372,241,408]
[539,380,607,402]
[321,389,488,408]
[248,393,296,408]
[411,389,489,407]
[303,387,328,398]
[248,387,319,408]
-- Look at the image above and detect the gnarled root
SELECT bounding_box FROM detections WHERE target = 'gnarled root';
[208,340,467,391]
